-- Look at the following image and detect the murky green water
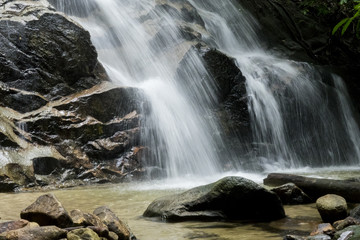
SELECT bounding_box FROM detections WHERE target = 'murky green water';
[0,181,322,240]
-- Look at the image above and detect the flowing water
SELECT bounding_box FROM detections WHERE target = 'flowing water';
[50,0,360,176]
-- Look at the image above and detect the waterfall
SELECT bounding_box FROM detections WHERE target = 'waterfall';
[51,0,360,176]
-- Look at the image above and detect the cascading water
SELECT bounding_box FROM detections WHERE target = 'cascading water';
[51,0,360,176]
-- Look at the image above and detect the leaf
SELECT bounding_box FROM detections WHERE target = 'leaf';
[341,17,354,35]
[332,18,349,35]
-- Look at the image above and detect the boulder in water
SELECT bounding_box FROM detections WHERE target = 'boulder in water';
[316,194,348,223]
[93,206,136,240]
[271,183,312,205]
[20,193,73,228]
[143,176,285,222]
[0,226,67,240]
[67,228,101,240]
[0,220,29,234]
[333,217,360,231]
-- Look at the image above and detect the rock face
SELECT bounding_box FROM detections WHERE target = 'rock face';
[0,0,147,190]
[316,194,348,223]
[143,176,285,222]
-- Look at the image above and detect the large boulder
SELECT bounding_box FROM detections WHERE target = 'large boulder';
[143,176,285,222]
[316,194,348,223]
[67,228,101,240]
[20,193,73,228]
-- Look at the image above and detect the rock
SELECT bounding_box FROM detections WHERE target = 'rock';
[143,176,285,222]
[333,225,360,240]
[1,163,35,186]
[70,209,108,236]
[310,223,335,237]
[20,193,73,228]
[0,226,66,240]
[350,204,360,220]
[305,235,331,240]
[67,228,101,240]
[32,157,62,175]
[264,173,360,202]
[283,235,305,240]
[0,220,29,234]
[108,231,119,240]
[0,175,19,192]
[333,217,360,231]
[93,206,135,240]
[271,183,312,205]
[316,194,348,223]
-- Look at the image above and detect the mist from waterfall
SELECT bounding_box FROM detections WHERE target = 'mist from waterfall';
[51,0,360,177]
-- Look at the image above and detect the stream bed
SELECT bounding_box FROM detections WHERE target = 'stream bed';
[0,175,326,240]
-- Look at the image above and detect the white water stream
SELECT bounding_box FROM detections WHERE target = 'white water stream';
[50,0,360,178]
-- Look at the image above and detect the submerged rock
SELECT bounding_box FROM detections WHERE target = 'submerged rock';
[316,194,348,223]
[143,176,285,222]
[20,193,73,228]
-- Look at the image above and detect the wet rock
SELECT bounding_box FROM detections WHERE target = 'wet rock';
[20,193,73,228]
[271,183,312,205]
[0,220,29,234]
[0,226,67,240]
[283,235,305,240]
[0,175,19,192]
[143,176,285,222]
[70,209,108,233]
[333,217,360,231]
[32,157,62,175]
[316,194,348,223]
[350,204,360,220]
[67,228,101,240]
[1,163,35,186]
[333,225,360,240]
[306,235,331,240]
[310,223,335,237]
[93,206,135,240]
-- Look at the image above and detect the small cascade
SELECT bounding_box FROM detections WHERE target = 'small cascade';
[51,0,360,175]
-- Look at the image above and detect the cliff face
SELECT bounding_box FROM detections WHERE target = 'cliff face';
[0,0,145,189]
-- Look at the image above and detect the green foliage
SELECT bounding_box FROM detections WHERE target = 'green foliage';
[332,0,360,37]
[299,0,339,17]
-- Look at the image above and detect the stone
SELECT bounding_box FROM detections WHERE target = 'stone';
[283,235,304,240]
[333,225,360,240]
[0,220,29,234]
[334,217,360,231]
[71,209,103,227]
[1,163,35,186]
[1,226,66,240]
[20,193,73,228]
[143,176,285,222]
[67,228,101,240]
[350,204,360,220]
[316,194,348,223]
[306,235,331,240]
[310,223,335,236]
[93,206,135,240]
[32,157,62,175]
[0,175,19,192]
[271,183,312,205]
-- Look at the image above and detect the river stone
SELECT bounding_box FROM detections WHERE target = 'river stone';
[333,217,360,231]
[0,220,29,234]
[20,193,73,228]
[350,204,360,220]
[1,163,35,186]
[333,225,360,240]
[271,183,312,205]
[316,194,348,223]
[310,223,335,236]
[0,226,66,240]
[93,206,135,240]
[67,228,101,240]
[143,176,285,222]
